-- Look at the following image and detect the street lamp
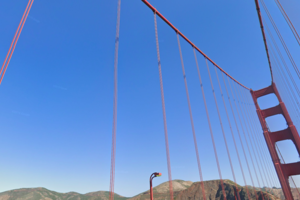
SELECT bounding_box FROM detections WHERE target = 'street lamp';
[150,172,162,200]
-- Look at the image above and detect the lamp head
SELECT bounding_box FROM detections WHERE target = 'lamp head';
[154,172,162,177]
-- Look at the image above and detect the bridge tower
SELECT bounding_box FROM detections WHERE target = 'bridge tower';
[251,83,300,200]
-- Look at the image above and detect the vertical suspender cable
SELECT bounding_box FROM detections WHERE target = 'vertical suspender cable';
[269,46,300,125]
[0,0,34,84]
[203,59,228,200]
[242,89,279,198]
[193,49,228,199]
[239,87,270,197]
[276,143,300,199]
[192,48,211,200]
[274,0,300,46]
[260,0,300,79]
[206,58,238,200]
[263,19,300,101]
[248,100,282,191]
[272,66,297,126]
[266,21,300,129]
[141,0,249,90]
[252,112,281,190]
[221,72,252,200]
[154,13,174,200]
[232,81,266,200]
[176,35,206,200]
[263,104,291,198]
[247,97,282,199]
[239,87,273,200]
[214,67,242,200]
[109,0,121,199]
[227,77,259,200]
[269,47,300,128]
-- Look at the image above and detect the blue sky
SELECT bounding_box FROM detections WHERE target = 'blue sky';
[0,0,300,198]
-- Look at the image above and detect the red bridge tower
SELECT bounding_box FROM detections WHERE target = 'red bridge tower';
[251,83,300,200]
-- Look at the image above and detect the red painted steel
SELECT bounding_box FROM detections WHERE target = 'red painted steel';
[215,68,242,200]
[254,0,273,82]
[177,35,206,200]
[228,78,259,200]
[192,48,208,200]
[153,13,174,200]
[222,73,252,200]
[233,83,265,200]
[0,0,34,84]
[109,0,121,200]
[239,87,271,200]
[243,90,278,198]
[205,59,227,200]
[260,0,300,79]
[141,0,249,90]
[264,21,300,99]
[251,82,300,200]
[274,0,300,46]
[271,128,294,143]
[261,104,282,118]
[150,173,161,200]
[253,86,274,98]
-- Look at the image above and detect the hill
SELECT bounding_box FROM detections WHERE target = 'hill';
[0,187,127,200]
[174,179,280,200]
[129,179,280,200]
[0,179,293,200]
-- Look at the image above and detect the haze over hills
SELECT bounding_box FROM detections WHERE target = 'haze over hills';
[0,179,294,200]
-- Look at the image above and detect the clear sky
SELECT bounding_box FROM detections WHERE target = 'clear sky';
[0,0,300,198]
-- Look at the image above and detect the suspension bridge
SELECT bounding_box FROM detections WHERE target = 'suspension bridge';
[1,0,300,200]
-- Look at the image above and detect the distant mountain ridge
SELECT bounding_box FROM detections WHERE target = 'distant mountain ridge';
[0,187,127,200]
[0,179,294,200]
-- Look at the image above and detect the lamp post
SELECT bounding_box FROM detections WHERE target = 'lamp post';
[150,172,162,200]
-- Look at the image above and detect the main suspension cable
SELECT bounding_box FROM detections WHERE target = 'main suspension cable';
[0,0,34,84]
[254,0,273,82]
[141,0,249,90]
